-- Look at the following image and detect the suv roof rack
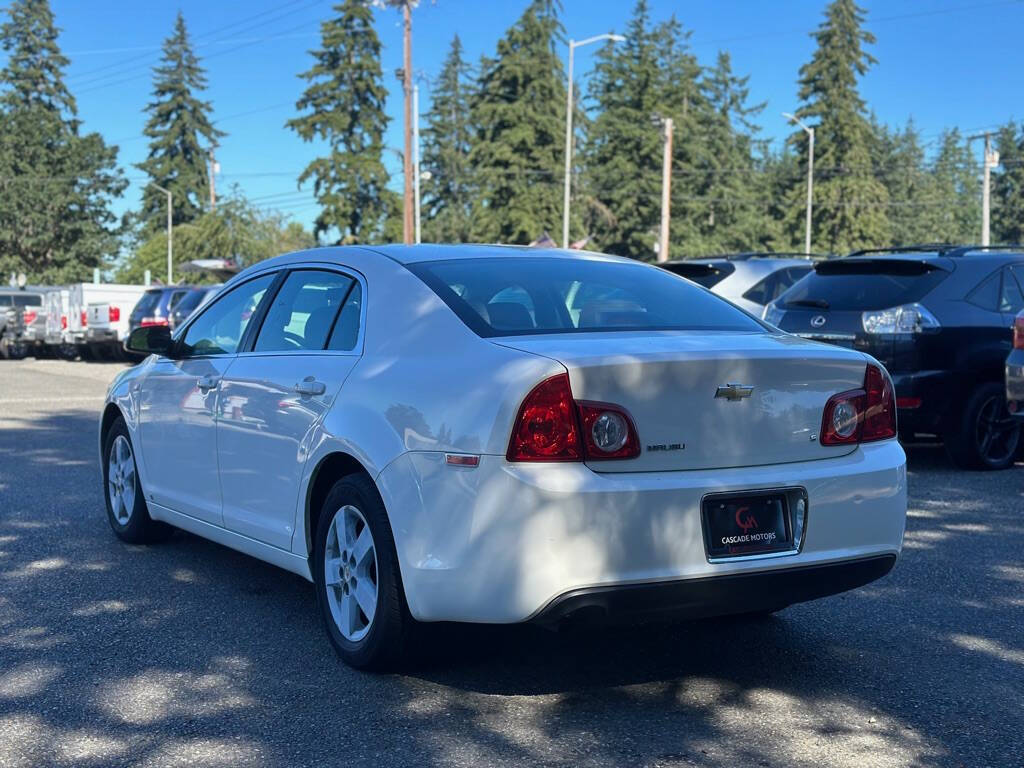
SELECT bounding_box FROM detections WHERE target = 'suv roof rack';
[846,243,1024,258]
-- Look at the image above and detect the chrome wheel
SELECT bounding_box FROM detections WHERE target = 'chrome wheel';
[975,394,1020,466]
[107,435,136,525]
[324,504,378,642]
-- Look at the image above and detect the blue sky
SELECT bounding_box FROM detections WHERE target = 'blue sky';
[27,0,1024,231]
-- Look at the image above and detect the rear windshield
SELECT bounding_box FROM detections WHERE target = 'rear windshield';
[780,259,949,311]
[133,290,163,316]
[660,261,735,289]
[409,257,764,337]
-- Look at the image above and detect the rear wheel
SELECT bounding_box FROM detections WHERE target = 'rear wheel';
[313,475,412,670]
[103,417,173,543]
[946,381,1021,470]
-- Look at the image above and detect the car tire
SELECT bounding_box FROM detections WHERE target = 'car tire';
[313,474,412,670]
[946,381,1022,470]
[103,416,173,544]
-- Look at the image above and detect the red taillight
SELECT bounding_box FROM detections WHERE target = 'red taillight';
[507,374,581,461]
[108,306,120,322]
[507,374,641,462]
[80,311,88,327]
[61,314,67,330]
[22,310,37,325]
[1014,313,1024,350]
[820,363,897,446]
[140,316,169,328]
[896,396,922,409]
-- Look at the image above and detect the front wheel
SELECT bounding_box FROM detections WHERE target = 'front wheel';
[103,417,173,543]
[946,381,1021,470]
[314,475,412,670]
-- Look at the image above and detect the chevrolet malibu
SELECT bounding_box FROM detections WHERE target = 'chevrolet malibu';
[101,245,907,669]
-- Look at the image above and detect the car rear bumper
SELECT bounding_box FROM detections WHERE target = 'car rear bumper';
[85,328,117,343]
[891,369,955,433]
[533,554,896,626]
[376,440,907,624]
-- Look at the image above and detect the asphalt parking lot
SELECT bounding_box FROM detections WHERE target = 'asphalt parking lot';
[1,359,1022,768]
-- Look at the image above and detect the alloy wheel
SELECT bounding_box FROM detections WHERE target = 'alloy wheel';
[107,435,136,525]
[975,394,1020,465]
[324,504,379,642]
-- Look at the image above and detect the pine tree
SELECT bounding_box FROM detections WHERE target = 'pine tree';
[468,0,567,244]
[584,0,675,260]
[790,0,889,254]
[287,0,393,243]
[930,128,980,243]
[421,34,474,242]
[137,12,223,234]
[0,0,125,283]
[872,119,935,245]
[992,123,1024,244]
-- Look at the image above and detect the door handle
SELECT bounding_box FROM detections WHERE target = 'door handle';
[293,379,326,396]
[197,374,219,391]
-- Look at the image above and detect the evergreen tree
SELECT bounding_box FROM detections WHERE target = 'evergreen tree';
[468,0,567,244]
[790,0,889,254]
[137,12,223,234]
[287,0,393,243]
[930,128,980,244]
[873,119,935,244]
[992,122,1024,244]
[0,0,125,283]
[584,1,677,260]
[693,51,774,253]
[421,34,474,242]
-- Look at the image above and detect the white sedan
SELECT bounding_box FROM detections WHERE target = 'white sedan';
[102,245,907,669]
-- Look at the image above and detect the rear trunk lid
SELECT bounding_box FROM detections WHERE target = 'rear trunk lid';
[496,331,869,472]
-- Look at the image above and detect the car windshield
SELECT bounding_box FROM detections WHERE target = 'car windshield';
[780,259,949,311]
[409,256,764,337]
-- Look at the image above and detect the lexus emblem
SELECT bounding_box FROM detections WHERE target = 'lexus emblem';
[811,315,827,328]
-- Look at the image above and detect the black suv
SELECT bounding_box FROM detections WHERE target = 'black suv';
[765,245,1024,470]
[128,285,194,334]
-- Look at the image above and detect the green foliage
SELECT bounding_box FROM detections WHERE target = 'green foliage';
[117,191,316,284]
[136,12,223,234]
[0,0,125,283]
[421,35,475,243]
[287,0,393,244]
[468,0,567,244]
[993,123,1024,244]
[789,0,890,253]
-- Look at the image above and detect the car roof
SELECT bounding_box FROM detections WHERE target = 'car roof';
[360,243,633,265]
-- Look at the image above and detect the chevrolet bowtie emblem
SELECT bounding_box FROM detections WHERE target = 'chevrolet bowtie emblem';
[715,383,754,401]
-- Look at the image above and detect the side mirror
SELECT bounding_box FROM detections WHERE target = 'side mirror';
[126,325,174,357]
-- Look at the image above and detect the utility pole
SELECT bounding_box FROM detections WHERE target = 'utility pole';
[413,83,421,244]
[402,2,414,245]
[562,33,625,248]
[208,148,218,210]
[970,132,999,246]
[783,112,814,255]
[658,117,673,263]
[149,183,173,284]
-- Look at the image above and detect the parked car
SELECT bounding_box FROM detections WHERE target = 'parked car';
[66,283,147,360]
[1006,309,1024,420]
[165,284,221,330]
[128,285,196,334]
[660,253,820,315]
[765,244,1024,470]
[0,287,48,359]
[103,244,906,669]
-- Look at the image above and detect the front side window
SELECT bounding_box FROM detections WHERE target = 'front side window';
[254,270,354,352]
[410,257,764,337]
[180,274,275,357]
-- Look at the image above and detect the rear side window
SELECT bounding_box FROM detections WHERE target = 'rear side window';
[410,257,763,337]
[999,267,1024,313]
[12,294,43,307]
[742,266,812,306]
[254,270,354,352]
[967,272,1000,311]
[661,261,735,289]
[781,260,949,311]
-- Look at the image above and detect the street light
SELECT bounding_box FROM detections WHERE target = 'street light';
[783,112,815,255]
[149,183,173,284]
[562,32,626,249]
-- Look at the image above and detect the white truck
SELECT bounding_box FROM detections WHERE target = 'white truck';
[42,288,77,360]
[66,283,148,360]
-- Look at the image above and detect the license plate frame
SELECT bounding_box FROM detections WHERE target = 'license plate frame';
[701,488,806,561]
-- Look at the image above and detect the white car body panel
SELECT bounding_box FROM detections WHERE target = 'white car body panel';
[102,245,907,625]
